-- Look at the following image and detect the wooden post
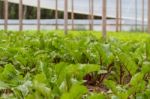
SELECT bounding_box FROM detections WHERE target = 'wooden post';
[135,0,137,31]
[19,0,23,31]
[55,0,58,30]
[91,0,94,30]
[148,0,150,33]
[4,0,8,31]
[89,0,91,30]
[71,0,74,30]
[116,0,119,32]
[64,0,68,34]
[89,0,94,30]
[142,0,144,32]
[119,0,122,31]
[37,0,41,31]
[102,0,107,39]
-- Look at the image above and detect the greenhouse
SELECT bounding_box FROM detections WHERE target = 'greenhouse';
[0,0,150,99]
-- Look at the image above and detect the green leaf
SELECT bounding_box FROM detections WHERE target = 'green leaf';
[141,62,150,74]
[130,73,144,86]
[16,81,32,96]
[104,80,117,94]
[0,64,18,82]
[55,62,68,86]
[34,73,47,83]
[33,81,51,98]
[89,93,105,99]
[61,93,72,99]
[79,64,100,77]
[117,52,138,75]
[0,81,9,90]
[61,84,88,99]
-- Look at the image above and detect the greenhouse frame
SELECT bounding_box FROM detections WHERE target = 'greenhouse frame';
[0,0,150,36]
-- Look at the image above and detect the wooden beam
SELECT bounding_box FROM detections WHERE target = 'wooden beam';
[37,0,41,31]
[71,0,74,30]
[19,0,23,31]
[102,0,107,39]
[4,0,8,31]
[116,0,119,32]
[148,0,150,33]
[64,0,68,34]
[55,0,58,30]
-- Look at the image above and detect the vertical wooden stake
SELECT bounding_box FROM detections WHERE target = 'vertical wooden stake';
[91,0,94,30]
[116,0,119,32]
[148,0,150,33]
[64,0,68,35]
[89,0,91,30]
[4,0,8,32]
[102,0,107,39]
[19,0,23,31]
[71,0,74,30]
[55,0,58,30]
[89,0,94,30]
[119,0,122,31]
[142,0,144,32]
[135,0,137,31]
[37,0,41,31]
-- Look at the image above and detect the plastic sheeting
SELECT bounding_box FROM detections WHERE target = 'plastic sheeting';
[1,0,148,21]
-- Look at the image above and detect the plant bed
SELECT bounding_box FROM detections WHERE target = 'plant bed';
[0,30,150,99]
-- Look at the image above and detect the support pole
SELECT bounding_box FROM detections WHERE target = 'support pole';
[116,0,119,32]
[91,0,94,30]
[102,0,107,39]
[55,0,58,30]
[142,0,144,32]
[89,0,91,30]
[135,0,137,31]
[4,0,8,31]
[119,0,122,31]
[19,0,23,31]
[71,0,74,30]
[89,0,94,30]
[64,0,68,34]
[148,0,150,33]
[37,0,41,31]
